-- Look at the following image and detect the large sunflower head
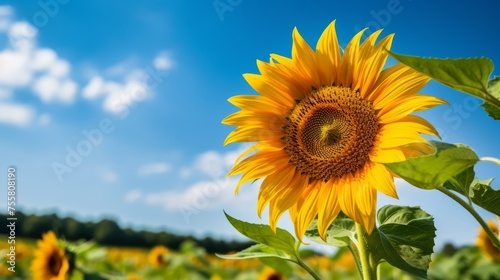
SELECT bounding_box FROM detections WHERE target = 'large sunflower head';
[476,220,500,261]
[223,21,444,239]
[30,231,70,280]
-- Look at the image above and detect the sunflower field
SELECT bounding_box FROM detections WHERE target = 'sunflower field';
[0,226,499,280]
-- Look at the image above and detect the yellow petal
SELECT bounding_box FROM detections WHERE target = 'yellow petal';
[356,33,394,97]
[293,183,321,241]
[378,95,447,124]
[316,180,341,240]
[268,172,305,231]
[228,95,285,113]
[257,59,309,100]
[243,73,295,107]
[338,28,366,87]
[292,27,322,89]
[367,164,398,198]
[370,65,429,106]
[257,166,296,217]
[353,182,377,234]
[315,20,341,86]
[370,147,406,163]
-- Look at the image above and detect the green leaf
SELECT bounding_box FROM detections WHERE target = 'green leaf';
[224,211,299,256]
[481,102,500,120]
[482,76,500,119]
[216,243,295,261]
[369,205,436,279]
[389,52,500,120]
[444,167,500,216]
[467,178,500,215]
[443,166,476,194]
[305,212,356,247]
[384,141,479,189]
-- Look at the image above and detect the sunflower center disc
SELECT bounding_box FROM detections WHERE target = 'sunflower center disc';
[284,86,379,182]
[48,252,62,276]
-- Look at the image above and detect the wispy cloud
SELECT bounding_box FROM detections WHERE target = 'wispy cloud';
[81,52,174,115]
[124,189,143,203]
[153,51,174,71]
[131,145,254,221]
[137,162,171,176]
[143,177,244,211]
[102,170,118,183]
[0,103,34,126]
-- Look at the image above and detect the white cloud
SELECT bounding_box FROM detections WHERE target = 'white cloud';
[31,48,57,71]
[0,103,34,126]
[193,144,251,177]
[0,17,79,125]
[124,189,143,203]
[32,74,77,103]
[138,162,171,176]
[104,60,135,77]
[132,146,256,214]
[0,6,172,126]
[0,6,13,32]
[102,170,118,183]
[82,76,105,99]
[82,71,152,114]
[8,21,37,51]
[0,49,33,87]
[144,177,242,211]
[153,51,174,70]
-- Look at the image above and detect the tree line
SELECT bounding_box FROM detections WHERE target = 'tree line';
[0,211,253,253]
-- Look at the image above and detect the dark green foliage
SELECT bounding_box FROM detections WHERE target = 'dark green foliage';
[0,211,253,253]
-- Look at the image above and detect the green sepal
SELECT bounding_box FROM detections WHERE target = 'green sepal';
[304,212,356,247]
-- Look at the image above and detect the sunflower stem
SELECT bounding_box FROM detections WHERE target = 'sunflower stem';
[480,157,500,166]
[356,223,377,280]
[437,186,500,250]
[348,245,363,277]
[296,257,322,280]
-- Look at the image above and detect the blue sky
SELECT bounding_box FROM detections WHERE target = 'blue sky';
[0,0,499,252]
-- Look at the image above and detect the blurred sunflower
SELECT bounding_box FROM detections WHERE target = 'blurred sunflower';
[223,20,444,239]
[127,272,143,280]
[476,220,500,261]
[258,267,286,280]
[334,250,356,272]
[0,265,13,276]
[30,231,70,280]
[147,245,169,267]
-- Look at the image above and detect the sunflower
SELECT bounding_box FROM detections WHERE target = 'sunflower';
[476,220,500,261]
[223,20,444,239]
[258,267,286,280]
[30,231,70,280]
[148,245,169,267]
